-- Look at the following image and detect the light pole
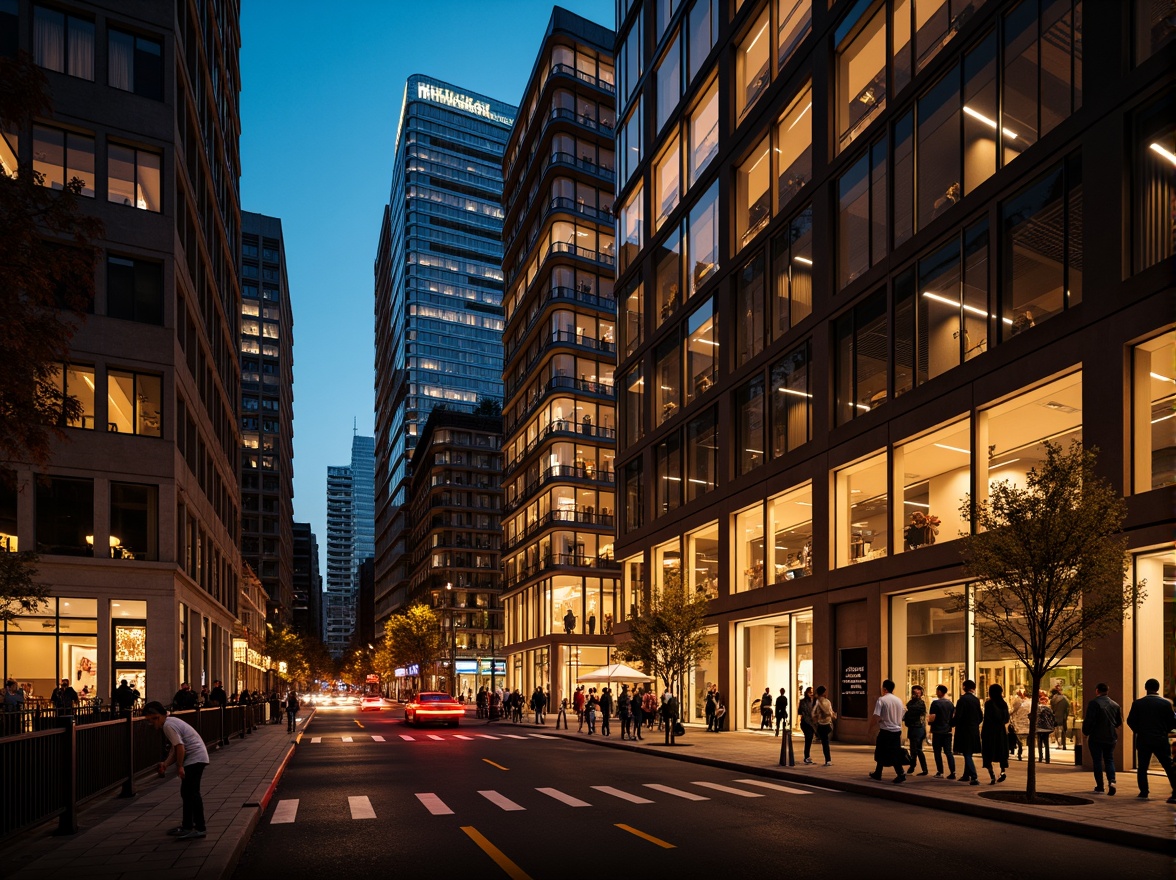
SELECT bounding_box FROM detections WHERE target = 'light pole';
[445,583,456,697]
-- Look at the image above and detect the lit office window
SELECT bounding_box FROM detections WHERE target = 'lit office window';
[834,289,888,425]
[108,143,161,211]
[47,364,96,429]
[770,340,811,456]
[686,407,718,501]
[684,297,717,404]
[777,0,812,71]
[108,370,161,436]
[655,332,682,426]
[769,483,812,582]
[836,2,887,153]
[835,451,889,566]
[621,278,644,357]
[776,83,812,210]
[622,458,644,532]
[619,182,644,271]
[736,6,771,122]
[837,137,886,289]
[1132,331,1175,492]
[917,65,962,225]
[896,419,970,554]
[623,365,644,445]
[734,502,766,590]
[32,125,94,196]
[737,135,772,249]
[1132,96,1176,274]
[686,520,719,595]
[655,432,683,516]
[656,226,683,325]
[962,32,998,195]
[654,131,681,230]
[688,77,718,186]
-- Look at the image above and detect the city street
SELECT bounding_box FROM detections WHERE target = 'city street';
[233,705,1170,880]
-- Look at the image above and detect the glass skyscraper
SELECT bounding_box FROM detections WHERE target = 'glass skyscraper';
[374,75,517,621]
[324,433,375,656]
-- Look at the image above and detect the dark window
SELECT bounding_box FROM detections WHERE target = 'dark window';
[771,206,813,339]
[622,457,643,533]
[1133,96,1175,274]
[110,482,158,560]
[107,256,163,324]
[834,289,888,425]
[838,137,886,288]
[735,375,765,475]
[770,340,811,457]
[33,5,94,80]
[686,407,717,502]
[654,432,682,516]
[108,28,163,100]
[0,467,17,551]
[0,0,18,58]
[736,251,766,366]
[35,475,93,556]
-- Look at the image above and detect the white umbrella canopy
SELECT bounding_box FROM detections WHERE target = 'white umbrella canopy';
[576,663,652,683]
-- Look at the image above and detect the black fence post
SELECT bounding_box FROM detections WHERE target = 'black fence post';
[219,704,229,747]
[119,710,135,798]
[56,715,78,834]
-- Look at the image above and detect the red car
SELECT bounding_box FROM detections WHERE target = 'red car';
[404,692,464,727]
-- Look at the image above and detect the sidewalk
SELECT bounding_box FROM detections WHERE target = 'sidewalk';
[9,711,308,879]
[530,716,1176,853]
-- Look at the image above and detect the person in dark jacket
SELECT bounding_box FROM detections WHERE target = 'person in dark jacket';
[112,679,135,715]
[798,687,816,763]
[904,685,929,775]
[928,684,956,778]
[617,685,632,739]
[207,680,228,708]
[1083,682,1123,795]
[952,679,983,785]
[980,683,1010,784]
[1126,678,1176,803]
[759,687,774,730]
[704,690,716,731]
[171,683,198,711]
[774,688,789,737]
[599,687,613,736]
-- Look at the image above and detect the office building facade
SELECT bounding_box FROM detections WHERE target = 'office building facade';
[612,0,1173,750]
[0,0,243,700]
[499,9,620,707]
[292,521,322,639]
[238,211,294,628]
[373,75,517,626]
[323,434,374,656]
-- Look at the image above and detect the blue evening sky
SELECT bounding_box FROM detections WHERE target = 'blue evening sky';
[239,0,613,551]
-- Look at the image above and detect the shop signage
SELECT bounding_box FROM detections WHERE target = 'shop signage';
[839,647,869,718]
[455,660,477,674]
[415,81,514,126]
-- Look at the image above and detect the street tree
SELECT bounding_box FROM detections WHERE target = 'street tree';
[0,550,49,622]
[953,441,1140,802]
[616,570,712,744]
[380,604,443,696]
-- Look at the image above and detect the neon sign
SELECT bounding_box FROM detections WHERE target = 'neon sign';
[416,82,514,126]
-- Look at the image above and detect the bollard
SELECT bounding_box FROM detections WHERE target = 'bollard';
[119,710,135,798]
[56,715,78,834]
[780,723,795,766]
[1074,740,1082,765]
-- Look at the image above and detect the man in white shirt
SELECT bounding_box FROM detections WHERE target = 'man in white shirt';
[867,679,908,783]
[144,701,210,840]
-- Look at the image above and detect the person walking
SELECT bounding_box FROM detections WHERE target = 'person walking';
[584,688,598,734]
[1126,678,1176,803]
[531,686,546,725]
[631,687,645,740]
[774,687,789,737]
[798,686,816,763]
[618,684,632,740]
[663,690,679,745]
[599,686,612,736]
[1049,684,1071,749]
[642,688,658,732]
[1009,689,1030,761]
[759,687,774,730]
[269,691,282,724]
[952,679,982,785]
[1034,691,1054,764]
[658,688,669,731]
[813,685,836,765]
[868,680,907,783]
[144,701,210,840]
[1083,682,1122,796]
[928,684,956,779]
[980,683,1011,785]
[284,691,299,733]
[704,689,716,732]
[904,685,929,776]
[574,686,586,732]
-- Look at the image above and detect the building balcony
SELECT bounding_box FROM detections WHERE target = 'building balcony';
[506,196,613,259]
[502,508,616,554]
[504,417,616,472]
[503,374,615,436]
[506,238,615,290]
[504,329,616,401]
[503,463,615,514]
[504,285,617,363]
[504,150,615,226]
[504,553,620,590]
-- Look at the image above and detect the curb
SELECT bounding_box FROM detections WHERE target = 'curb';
[545,729,1176,855]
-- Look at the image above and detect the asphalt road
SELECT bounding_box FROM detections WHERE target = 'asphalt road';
[233,704,1171,880]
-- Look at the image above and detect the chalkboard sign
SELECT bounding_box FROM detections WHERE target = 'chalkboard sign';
[839,647,869,718]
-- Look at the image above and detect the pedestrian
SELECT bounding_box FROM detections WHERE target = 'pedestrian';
[574,686,586,731]
[599,686,612,736]
[1009,689,1030,760]
[904,685,928,776]
[704,689,716,732]
[543,688,550,722]
[199,684,210,705]
[928,684,956,779]
[774,687,789,737]
[952,679,982,785]
[1049,684,1071,749]
[759,687,774,730]
[618,684,632,739]
[631,688,645,740]
[798,686,816,763]
[713,697,726,732]
[284,690,299,733]
[980,683,1010,785]
[3,679,24,735]
[584,688,598,734]
[813,685,836,765]
[112,679,135,716]
[144,701,209,840]
[171,683,198,711]
[270,691,282,724]
[642,688,658,731]
[658,688,669,730]
[531,686,546,725]
[1034,691,1054,764]
[663,690,679,744]
[208,680,228,708]
[1082,682,1122,796]
[1126,678,1176,803]
[868,680,907,783]
[50,678,79,715]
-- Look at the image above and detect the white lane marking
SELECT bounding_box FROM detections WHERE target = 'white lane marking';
[643,783,708,801]
[270,799,299,824]
[454,734,474,740]
[400,734,415,741]
[371,735,386,742]
[692,781,764,798]
[415,793,454,815]
[530,734,558,740]
[479,790,526,811]
[536,787,591,807]
[733,778,812,795]
[476,734,501,740]
[427,734,444,741]
[501,734,527,739]
[341,736,353,742]
[348,796,376,820]
[592,786,653,804]
[310,737,322,744]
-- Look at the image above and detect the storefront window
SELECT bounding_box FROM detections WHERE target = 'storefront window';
[689,627,719,723]
[736,609,811,730]
[737,136,771,249]
[890,586,967,699]
[1134,548,1175,705]
[1,598,99,702]
[1132,331,1175,492]
[835,450,888,567]
[769,482,812,583]
[686,407,718,501]
[734,502,765,592]
[656,227,683,325]
[686,522,719,598]
[896,419,970,553]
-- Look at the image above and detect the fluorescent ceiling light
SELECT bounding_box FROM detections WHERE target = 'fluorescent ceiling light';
[1150,371,1175,384]
[933,443,970,454]
[793,255,813,265]
[963,105,1018,140]
[776,387,813,397]
[1151,412,1175,425]
[988,458,1020,469]
[904,501,930,508]
[922,290,1014,325]
[1149,142,1176,166]
[787,102,812,132]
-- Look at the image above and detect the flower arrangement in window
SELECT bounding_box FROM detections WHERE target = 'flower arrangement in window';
[904,511,941,549]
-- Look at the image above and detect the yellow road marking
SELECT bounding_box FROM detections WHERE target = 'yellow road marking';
[460,826,533,880]
[482,758,509,771]
[615,823,675,849]
[354,720,364,728]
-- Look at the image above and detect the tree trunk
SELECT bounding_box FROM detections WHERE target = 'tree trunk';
[1026,673,1042,803]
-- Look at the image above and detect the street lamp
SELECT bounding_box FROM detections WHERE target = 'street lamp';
[445,583,456,697]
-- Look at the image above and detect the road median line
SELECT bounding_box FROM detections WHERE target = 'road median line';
[461,826,533,880]
[482,758,509,771]
[615,823,675,848]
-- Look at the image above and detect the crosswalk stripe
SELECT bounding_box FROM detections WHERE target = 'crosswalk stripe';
[537,787,591,807]
[454,734,474,740]
[371,735,386,742]
[341,736,353,742]
[501,734,527,739]
[476,734,501,740]
[415,793,454,816]
[348,795,376,820]
[270,799,299,824]
[530,734,558,740]
[428,734,444,741]
[310,737,321,743]
[479,790,526,811]
[592,786,653,804]
[692,781,763,798]
[733,778,812,795]
[643,783,708,801]
[400,734,415,741]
